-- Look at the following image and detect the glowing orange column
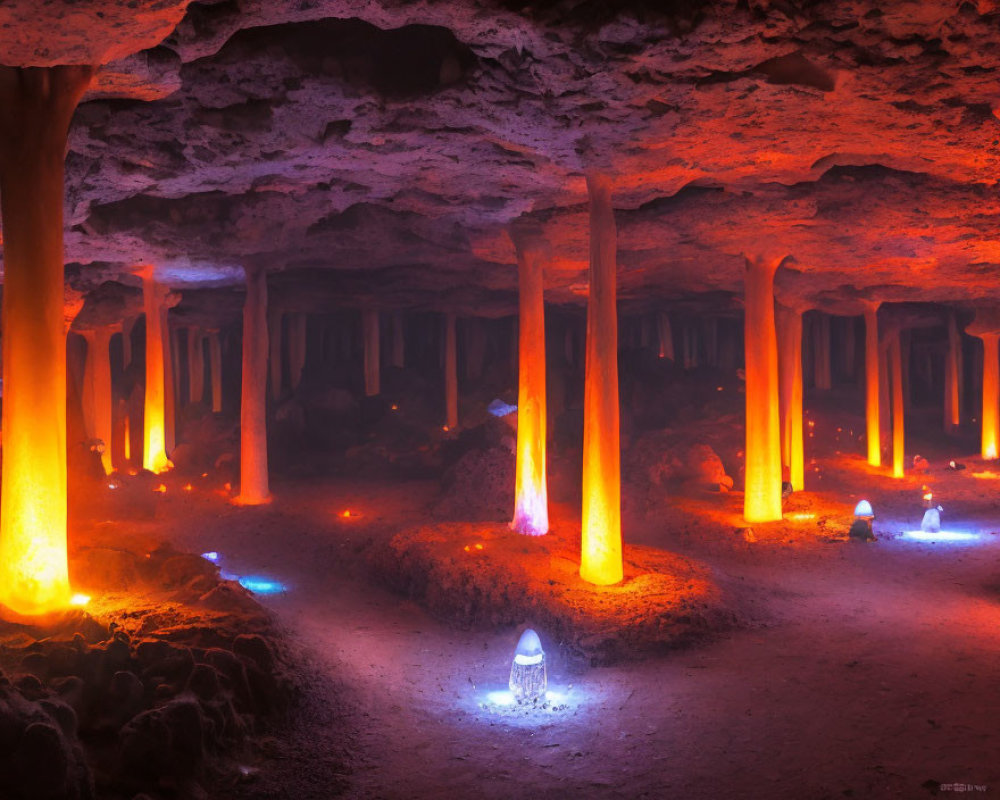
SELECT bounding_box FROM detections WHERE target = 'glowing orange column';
[269,307,283,401]
[208,330,223,413]
[743,255,783,522]
[164,318,177,455]
[888,333,905,478]
[444,313,459,430]
[945,313,961,432]
[140,268,174,474]
[363,309,380,396]
[509,223,549,535]
[235,265,271,504]
[864,304,882,467]
[777,305,804,493]
[81,326,115,474]
[0,65,92,615]
[580,174,623,585]
[977,332,999,460]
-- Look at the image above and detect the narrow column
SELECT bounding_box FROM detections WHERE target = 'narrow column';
[889,333,905,478]
[509,223,549,535]
[968,328,1000,460]
[187,327,204,404]
[0,66,92,615]
[289,313,307,391]
[81,326,114,474]
[743,255,783,523]
[777,305,804,493]
[580,174,623,585]
[122,315,137,369]
[444,313,459,430]
[363,309,380,396]
[391,312,405,368]
[657,312,674,361]
[813,313,832,390]
[141,269,174,474]
[268,307,283,401]
[166,322,179,455]
[945,313,961,432]
[235,265,271,504]
[208,330,223,413]
[864,303,882,467]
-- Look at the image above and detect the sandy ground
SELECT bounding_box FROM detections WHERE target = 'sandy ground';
[135,405,1000,800]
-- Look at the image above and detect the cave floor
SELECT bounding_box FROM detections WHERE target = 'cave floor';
[149,443,1000,800]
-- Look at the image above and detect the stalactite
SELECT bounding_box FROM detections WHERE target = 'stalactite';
[444,312,459,430]
[268,306,283,401]
[743,255,783,523]
[363,309,380,396]
[0,65,93,614]
[580,174,623,585]
[235,265,271,504]
[209,330,223,413]
[777,305,804,493]
[509,222,549,535]
[864,304,882,467]
[889,333,905,478]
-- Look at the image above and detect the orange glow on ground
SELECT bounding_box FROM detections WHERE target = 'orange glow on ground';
[971,470,1000,479]
[864,306,881,467]
[743,256,783,522]
[154,484,167,493]
[140,269,173,474]
[510,227,549,536]
[463,543,485,552]
[580,175,623,585]
[183,483,193,492]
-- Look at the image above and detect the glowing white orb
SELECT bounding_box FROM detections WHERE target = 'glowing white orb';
[854,499,874,518]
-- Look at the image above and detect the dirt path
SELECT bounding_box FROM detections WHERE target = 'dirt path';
[155,467,1000,800]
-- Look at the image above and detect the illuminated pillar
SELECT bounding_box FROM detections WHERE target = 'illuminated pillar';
[0,65,92,615]
[743,255,783,523]
[945,313,961,432]
[444,313,459,430]
[140,269,174,474]
[208,330,223,413]
[864,304,881,467]
[580,174,623,585]
[165,321,177,455]
[509,223,549,535]
[363,309,380,396]
[777,305,804,493]
[289,313,306,391]
[81,326,115,475]
[188,327,204,404]
[268,307,283,401]
[657,312,674,361]
[391,312,405,368]
[889,333,905,478]
[235,265,271,504]
[977,332,999,460]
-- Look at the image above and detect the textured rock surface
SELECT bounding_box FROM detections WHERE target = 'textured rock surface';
[3,1,1000,317]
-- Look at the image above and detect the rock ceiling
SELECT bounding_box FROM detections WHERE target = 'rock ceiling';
[6,0,1000,320]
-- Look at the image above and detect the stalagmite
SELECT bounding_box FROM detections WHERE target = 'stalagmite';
[235,265,271,505]
[864,303,882,467]
[81,326,115,475]
[187,327,205,404]
[289,313,307,391]
[0,65,93,615]
[889,333,905,478]
[657,312,674,361]
[209,330,223,413]
[945,313,961,432]
[363,309,380,397]
[444,313,459,430]
[269,307,283,401]
[580,174,623,585]
[391,312,405,368]
[141,268,176,474]
[776,305,804,493]
[509,222,549,536]
[743,255,784,523]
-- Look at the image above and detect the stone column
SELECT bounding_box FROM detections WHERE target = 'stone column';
[580,174,623,585]
[889,333,905,478]
[743,255,783,523]
[777,304,804,493]
[268,307,283,401]
[509,222,549,536]
[945,312,961,432]
[81,326,114,475]
[0,66,92,614]
[864,303,882,467]
[141,269,175,474]
[657,312,674,361]
[363,309,380,396]
[235,265,271,504]
[813,312,832,390]
[444,313,459,430]
[208,330,223,413]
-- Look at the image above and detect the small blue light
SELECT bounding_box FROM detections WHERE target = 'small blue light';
[201,551,219,563]
[903,530,979,543]
[854,499,874,517]
[237,576,287,595]
[488,399,517,418]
